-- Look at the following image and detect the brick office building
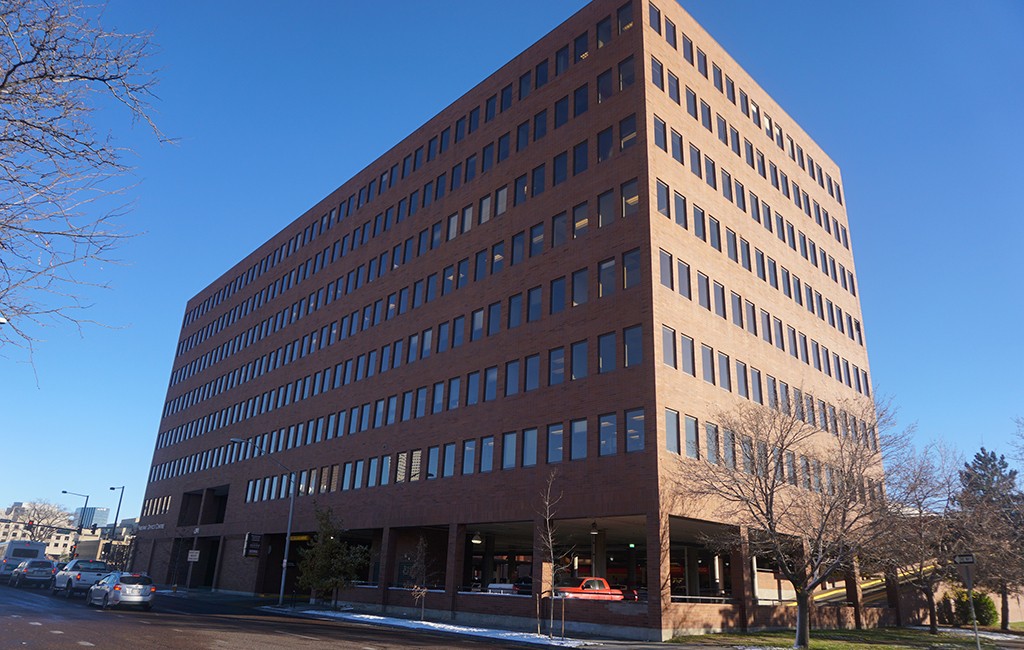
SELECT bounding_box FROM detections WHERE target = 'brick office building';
[135,0,876,640]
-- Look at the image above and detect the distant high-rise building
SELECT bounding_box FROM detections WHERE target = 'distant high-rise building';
[74,507,109,529]
[136,0,874,639]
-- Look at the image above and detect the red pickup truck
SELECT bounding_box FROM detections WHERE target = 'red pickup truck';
[554,577,637,601]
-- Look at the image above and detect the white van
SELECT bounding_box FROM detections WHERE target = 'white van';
[0,540,48,577]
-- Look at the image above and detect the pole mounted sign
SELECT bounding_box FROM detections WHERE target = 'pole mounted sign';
[953,554,975,565]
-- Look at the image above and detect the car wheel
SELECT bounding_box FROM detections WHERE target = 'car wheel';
[49,579,59,596]
[65,581,74,599]
[142,602,152,612]
[101,595,109,610]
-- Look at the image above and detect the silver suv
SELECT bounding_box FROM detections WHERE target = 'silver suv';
[8,559,56,588]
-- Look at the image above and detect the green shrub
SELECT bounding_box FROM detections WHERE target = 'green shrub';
[952,589,998,627]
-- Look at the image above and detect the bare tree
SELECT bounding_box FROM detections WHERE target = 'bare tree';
[871,441,962,633]
[0,0,163,353]
[537,469,573,637]
[673,397,893,649]
[13,500,73,542]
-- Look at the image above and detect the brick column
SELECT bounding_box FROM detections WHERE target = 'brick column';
[646,511,670,640]
[731,525,753,631]
[443,523,466,615]
[378,526,397,608]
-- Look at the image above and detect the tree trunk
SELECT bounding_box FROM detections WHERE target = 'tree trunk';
[1001,582,1010,631]
[794,590,811,649]
[925,587,938,634]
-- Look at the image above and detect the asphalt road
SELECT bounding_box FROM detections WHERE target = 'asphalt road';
[0,582,538,649]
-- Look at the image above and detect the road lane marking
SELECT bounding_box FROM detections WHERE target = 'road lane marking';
[29,622,42,626]
[274,630,320,641]
[50,630,65,634]
[77,642,95,647]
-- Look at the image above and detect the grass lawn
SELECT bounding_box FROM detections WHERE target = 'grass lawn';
[1011,621,1024,631]
[669,627,1002,649]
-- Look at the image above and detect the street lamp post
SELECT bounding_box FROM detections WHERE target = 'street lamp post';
[108,486,125,564]
[61,490,89,529]
[231,438,295,608]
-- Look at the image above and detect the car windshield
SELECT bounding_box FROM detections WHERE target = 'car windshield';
[12,549,40,558]
[77,561,108,571]
[120,575,153,585]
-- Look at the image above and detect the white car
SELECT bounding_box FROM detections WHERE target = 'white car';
[86,572,156,610]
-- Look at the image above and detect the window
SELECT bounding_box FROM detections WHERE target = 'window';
[618,55,634,89]
[462,439,476,474]
[572,268,589,305]
[598,258,615,297]
[625,408,644,452]
[547,423,563,463]
[598,189,615,227]
[598,332,616,373]
[597,127,613,162]
[571,340,588,379]
[572,202,589,238]
[570,419,587,460]
[573,84,588,116]
[619,114,637,150]
[621,178,639,215]
[553,151,568,185]
[534,110,547,140]
[573,140,588,175]
[525,354,540,391]
[651,57,664,89]
[624,325,642,367]
[662,325,676,367]
[599,413,617,456]
[597,16,612,48]
[554,96,569,128]
[503,432,518,469]
[550,277,566,314]
[523,428,538,466]
[505,360,520,396]
[659,249,673,288]
[705,423,720,464]
[597,68,613,103]
[527,286,542,322]
[549,347,565,385]
[701,344,715,384]
[480,436,494,472]
[654,116,667,151]
[574,32,589,63]
[685,415,699,459]
[677,260,691,299]
[555,45,569,75]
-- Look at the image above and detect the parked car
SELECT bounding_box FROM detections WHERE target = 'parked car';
[8,559,56,588]
[86,572,156,610]
[51,559,110,598]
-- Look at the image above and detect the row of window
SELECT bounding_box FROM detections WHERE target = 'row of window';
[141,495,172,518]
[650,75,851,262]
[162,176,642,422]
[658,245,870,398]
[240,407,648,505]
[169,93,638,391]
[159,272,644,453]
[660,324,876,447]
[647,2,845,209]
[158,402,649,494]
[178,2,639,336]
[664,409,881,504]
[654,118,856,305]
[655,180,864,350]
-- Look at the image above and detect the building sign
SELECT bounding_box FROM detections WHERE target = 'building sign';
[187,550,200,563]
[243,533,262,558]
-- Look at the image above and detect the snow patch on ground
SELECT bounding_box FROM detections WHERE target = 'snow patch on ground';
[907,625,1021,641]
[264,607,591,647]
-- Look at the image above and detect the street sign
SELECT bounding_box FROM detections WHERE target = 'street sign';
[243,533,262,558]
[954,554,976,565]
[187,550,200,563]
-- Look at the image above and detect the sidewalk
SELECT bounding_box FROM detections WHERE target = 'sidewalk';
[156,587,685,649]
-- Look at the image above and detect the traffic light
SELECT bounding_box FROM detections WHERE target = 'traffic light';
[70,545,77,558]
[25,520,34,532]
[90,524,98,535]
[77,525,83,535]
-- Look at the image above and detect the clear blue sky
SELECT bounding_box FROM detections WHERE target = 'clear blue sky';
[3,1,1022,520]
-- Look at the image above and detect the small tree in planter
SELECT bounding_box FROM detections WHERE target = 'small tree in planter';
[297,506,369,607]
